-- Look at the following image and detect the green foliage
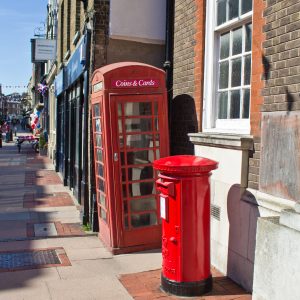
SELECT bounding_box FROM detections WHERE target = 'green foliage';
[82,223,91,232]
[39,134,47,150]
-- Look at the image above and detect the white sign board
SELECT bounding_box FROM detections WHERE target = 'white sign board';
[160,195,167,220]
[32,39,56,62]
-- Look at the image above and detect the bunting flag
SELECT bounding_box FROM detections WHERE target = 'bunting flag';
[37,83,48,96]
[30,108,43,130]
[1,86,27,89]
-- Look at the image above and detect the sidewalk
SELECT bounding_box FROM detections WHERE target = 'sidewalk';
[0,132,251,300]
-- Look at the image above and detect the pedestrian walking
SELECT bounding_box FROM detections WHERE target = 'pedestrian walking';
[12,118,17,136]
[0,124,3,148]
[21,118,25,130]
[4,122,10,143]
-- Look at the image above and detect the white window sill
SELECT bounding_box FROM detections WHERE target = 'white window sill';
[188,132,253,151]
[203,128,250,135]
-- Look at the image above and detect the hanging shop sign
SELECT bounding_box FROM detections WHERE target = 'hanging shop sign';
[54,69,64,97]
[31,39,56,62]
[65,35,86,86]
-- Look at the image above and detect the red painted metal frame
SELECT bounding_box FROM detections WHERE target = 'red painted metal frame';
[91,62,169,254]
[154,156,218,283]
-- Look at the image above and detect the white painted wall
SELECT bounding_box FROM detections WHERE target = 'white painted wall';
[109,0,166,44]
[194,144,256,292]
[253,216,300,300]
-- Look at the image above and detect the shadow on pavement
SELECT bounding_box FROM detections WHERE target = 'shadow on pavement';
[0,138,78,291]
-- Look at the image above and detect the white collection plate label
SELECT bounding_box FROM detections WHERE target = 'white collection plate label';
[160,196,166,220]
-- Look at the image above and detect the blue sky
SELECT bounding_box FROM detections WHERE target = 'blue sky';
[0,0,48,95]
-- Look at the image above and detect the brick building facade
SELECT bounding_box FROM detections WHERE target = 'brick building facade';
[172,0,300,297]
[171,0,199,155]
[53,0,167,231]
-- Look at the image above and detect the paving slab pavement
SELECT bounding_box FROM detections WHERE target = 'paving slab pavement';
[0,132,251,300]
[0,134,160,300]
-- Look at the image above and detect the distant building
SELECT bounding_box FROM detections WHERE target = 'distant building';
[0,92,24,117]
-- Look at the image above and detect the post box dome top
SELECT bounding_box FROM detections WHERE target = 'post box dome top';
[153,155,218,175]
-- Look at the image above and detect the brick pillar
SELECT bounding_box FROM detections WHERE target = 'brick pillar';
[248,0,266,190]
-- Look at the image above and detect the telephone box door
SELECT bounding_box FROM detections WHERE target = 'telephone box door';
[92,97,111,247]
[110,94,168,248]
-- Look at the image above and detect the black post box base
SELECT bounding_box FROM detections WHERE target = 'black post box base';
[161,274,212,297]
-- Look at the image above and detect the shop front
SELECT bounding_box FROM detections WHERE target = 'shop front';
[55,33,90,206]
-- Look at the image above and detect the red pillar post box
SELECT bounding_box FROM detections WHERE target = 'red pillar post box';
[154,155,218,297]
[91,62,169,254]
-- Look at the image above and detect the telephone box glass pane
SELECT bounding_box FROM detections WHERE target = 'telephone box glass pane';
[100,209,107,222]
[96,149,103,162]
[121,168,126,180]
[119,137,124,148]
[97,163,104,178]
[125,118,152,133]
[128,181,155,197]
[123,201,128,213]
[98,179,105,192]
[95,119,101,132]
[122,184,127,197]
[126,134,155,148]
[154,102,158,115]
[93,104,100,117]
[127,151,155,165]
[127,166,153,181]
[99,193,106,207]
[130,197,156,212]
[124,215,129,229]
[118,104,122,116]
[95,134,102,147]
[156,149,160,160]
[118,120,122,133]
[154,118,159,131]
[131,213,158,228]
[125,102,152,116]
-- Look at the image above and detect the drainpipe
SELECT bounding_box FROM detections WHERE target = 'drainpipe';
[163,0,174,143]
[81,28,91,225]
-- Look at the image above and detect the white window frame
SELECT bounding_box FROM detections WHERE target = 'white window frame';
[203,0,253,134]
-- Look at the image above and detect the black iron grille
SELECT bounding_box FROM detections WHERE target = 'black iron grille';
[0,249,60,270]
[211,204,221,221]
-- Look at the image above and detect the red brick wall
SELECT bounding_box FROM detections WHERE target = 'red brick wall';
[171,0,204,155]
[248,0,266,190]
[194,0,206,132]
[250,0,266,138]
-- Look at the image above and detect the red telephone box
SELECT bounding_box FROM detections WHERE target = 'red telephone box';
[91,62,169,254]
